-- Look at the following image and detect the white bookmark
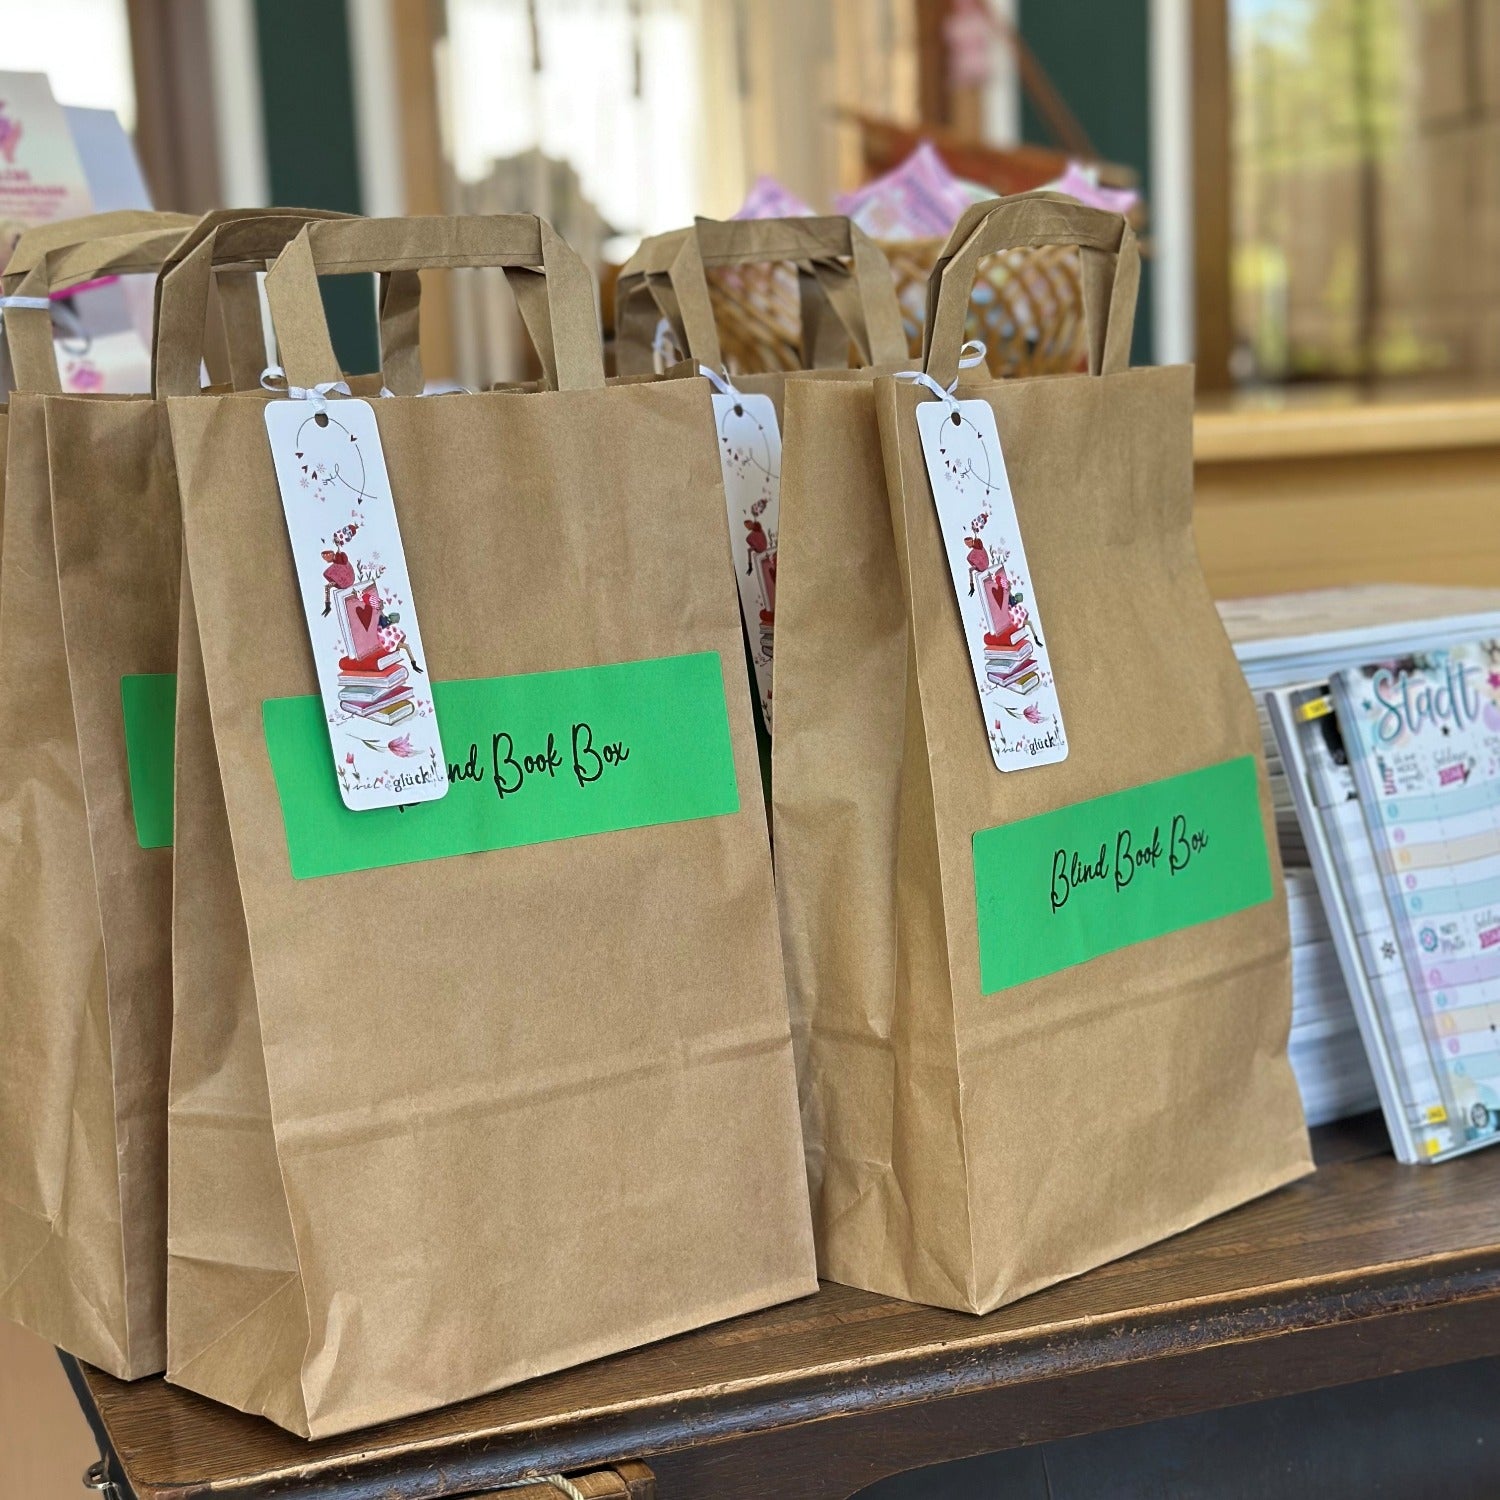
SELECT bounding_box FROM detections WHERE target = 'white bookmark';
[262,371,449,809]
[902,344,1067,772]
[701,365,780,730]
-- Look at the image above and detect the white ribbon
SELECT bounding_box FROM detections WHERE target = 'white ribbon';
[893,339,989,406]
[0,295,89,354]
[263,368,469,403]
[260,364,351,411]
[376,383,473,398]
[698,363,741,399]
[653,314,683,373]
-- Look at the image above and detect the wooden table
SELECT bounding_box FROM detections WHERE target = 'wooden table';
[64,1115,1500,1500]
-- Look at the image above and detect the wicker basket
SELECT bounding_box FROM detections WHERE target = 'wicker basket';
[884,237,1087,377]
[703,237,1088,379]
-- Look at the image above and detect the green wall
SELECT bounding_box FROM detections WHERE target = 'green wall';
[253,0,377,374]
[1018,0,1153,365]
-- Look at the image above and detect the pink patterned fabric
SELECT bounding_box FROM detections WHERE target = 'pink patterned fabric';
[1044,163,1139,216]
[732,175,816,220]
[835,142,975,240]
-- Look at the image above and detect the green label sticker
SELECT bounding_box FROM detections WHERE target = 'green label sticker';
[121,673,177,849]
[973,755,1273,993]
[264,652,742,879]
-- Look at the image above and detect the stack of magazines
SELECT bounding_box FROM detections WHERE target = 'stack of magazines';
[1221,586,1500,1162]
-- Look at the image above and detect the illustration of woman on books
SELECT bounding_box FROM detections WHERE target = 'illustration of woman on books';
[981,565,1014,636]
[377,604,424,675]
[965,535,988,597]
[342,581,424,675]
[321,550,356,615]
[745,517,770,576]
[320,523,360,616]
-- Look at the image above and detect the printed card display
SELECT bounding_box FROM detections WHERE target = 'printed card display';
[264,397,448,811]
[0,72,93,252]
[916,397,1066,772]
[1332,644,1500,1147]
[711,391,779,728]
[1270,683,1464,1162]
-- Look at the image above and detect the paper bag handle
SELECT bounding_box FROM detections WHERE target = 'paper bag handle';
[265,215,605,392]
[615,215,908,375]
[923,192,1140,386]
[152,209,405,397]
[1,209,195,290]
[617,245,871,374]
[5,220,198,393]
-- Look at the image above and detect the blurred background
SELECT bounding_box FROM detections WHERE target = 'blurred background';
[2,1,1498,1494]
[5,0,1496,394]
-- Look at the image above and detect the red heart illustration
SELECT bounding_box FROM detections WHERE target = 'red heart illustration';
[355,600,375,631]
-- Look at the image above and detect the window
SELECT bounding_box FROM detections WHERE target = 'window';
[1232,0,1500,383]
[0,0,135,128]
[443,0,702,243]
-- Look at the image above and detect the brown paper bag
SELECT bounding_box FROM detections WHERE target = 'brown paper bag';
[785,193,1312,1312]
[616,222,929,1256]
[165,214,815,1438]
[0,212,194,393]
[615,214,909,379]
[616,216,907,798]
[0,213,197,606]
[0,211,364,1383]
[0,213,201,1378]
[612,216,910,435]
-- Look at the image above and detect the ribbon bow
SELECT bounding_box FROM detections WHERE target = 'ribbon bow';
[260,364,351,412]
[893,339,989,407]
[698,363,743,400]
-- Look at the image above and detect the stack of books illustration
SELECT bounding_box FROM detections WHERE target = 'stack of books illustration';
[337,652,414,726]
[980,570,1039,694]
[337,589,414,727]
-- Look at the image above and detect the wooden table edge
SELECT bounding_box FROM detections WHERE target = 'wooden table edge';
[65,1245,1500,1500]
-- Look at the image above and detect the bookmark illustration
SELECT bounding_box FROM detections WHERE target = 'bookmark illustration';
[702,366,779,729]
[264,385,449,811]
[909,357,1067,771]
